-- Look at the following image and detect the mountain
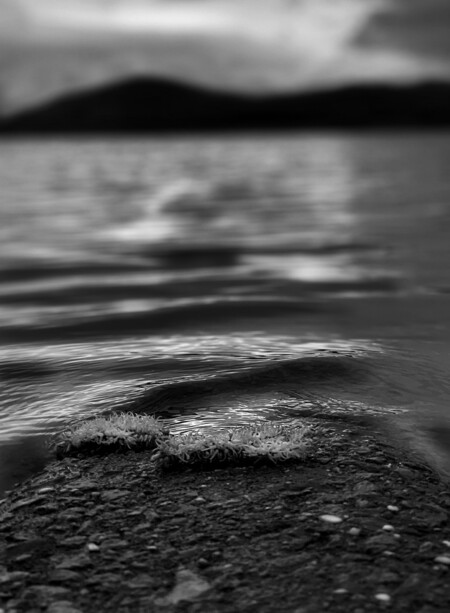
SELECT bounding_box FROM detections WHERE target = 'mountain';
[1,77,450,133]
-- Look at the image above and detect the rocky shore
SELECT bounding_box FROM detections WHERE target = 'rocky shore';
[1,418,450,613]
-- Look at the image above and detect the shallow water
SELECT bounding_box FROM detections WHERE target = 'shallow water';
[1,132,450,491]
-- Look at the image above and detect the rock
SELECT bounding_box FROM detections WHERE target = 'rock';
[101,490,130,502]
[38,487,56,494]
[0,571,30,584]
[9,497,41,511]
[47,601,83,613]
[375,593,391,603]
[382,525,395,531]
[348,527,361,536]
[68,480,98,491]
[319,515,343,524]
[56,554,92,570]
[353,481,377,496]
[434,555,450,565]
[87,543,99,552]
[364,533,397,553]
[156,569,211,605]
[49,570,82,583]
[387,505,399,512]
[6,537,53,559]
[125,574,155,590]
[60,536,86,548]
[23,585,71,607]
[57,509,85,522]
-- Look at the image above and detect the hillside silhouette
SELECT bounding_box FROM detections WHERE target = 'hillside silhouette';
[1,77,450,133]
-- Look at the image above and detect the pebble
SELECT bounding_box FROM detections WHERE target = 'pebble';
[387,505,399,512]
[333,588,348,594]
[348,527,361,536]
[47,601,83,613]
[442,540,450,548]
[434,556,450,565]
[382,525,395,532]
[193,497,206,503]
[87,543,100,552]
[319,515,343,524]
[375,593,391,603]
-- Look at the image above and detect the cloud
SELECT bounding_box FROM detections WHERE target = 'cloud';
[359,0,450,60]
[1,0,450,114]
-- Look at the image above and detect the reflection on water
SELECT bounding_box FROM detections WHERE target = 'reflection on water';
[1,133,450,489]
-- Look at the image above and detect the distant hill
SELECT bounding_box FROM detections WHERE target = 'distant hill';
[1,77,450,134]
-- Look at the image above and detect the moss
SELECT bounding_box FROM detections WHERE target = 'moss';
[51,412,167,458]
[156,422,312,469]
[52,413,312,468]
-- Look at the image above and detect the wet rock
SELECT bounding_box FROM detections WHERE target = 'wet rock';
[23,585,71,608]
[57,509,85,522]
[375,593,391,603]
[348,527,361,536]
[49,570,82,583]
[364,533,398,553]
[47,601,82,613]
[101,490,130,502]
[353,481,378,496]
[56,554,92,570]
[6,537,53,560]
[60,536,86,548]
[434,556,450,565]
[319,515,343,524]
[69,480,98,491]
[9,497,41,512]
[125,574,155,590]
[155,569,211,605]
[0,571,30,584]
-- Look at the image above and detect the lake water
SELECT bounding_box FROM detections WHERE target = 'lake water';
[1,132,450,491]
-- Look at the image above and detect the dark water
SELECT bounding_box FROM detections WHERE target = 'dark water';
[1,132,450,492]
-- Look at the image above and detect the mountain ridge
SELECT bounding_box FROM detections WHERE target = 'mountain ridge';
[1,77,450,133]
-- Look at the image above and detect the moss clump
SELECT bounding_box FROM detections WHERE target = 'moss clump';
[52,412,167,458]
[155,422,312,469]
[52,414,312,468]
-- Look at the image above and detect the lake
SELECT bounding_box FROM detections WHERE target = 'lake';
[1,132,450,492]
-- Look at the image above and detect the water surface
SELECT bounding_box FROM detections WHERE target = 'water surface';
[1,132,450,490]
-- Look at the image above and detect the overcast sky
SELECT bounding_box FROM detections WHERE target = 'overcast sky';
[1,0,450,114]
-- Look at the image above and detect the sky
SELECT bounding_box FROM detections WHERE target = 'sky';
[1,0,450,114]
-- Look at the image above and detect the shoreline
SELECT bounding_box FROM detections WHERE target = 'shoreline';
[1,417,450,612]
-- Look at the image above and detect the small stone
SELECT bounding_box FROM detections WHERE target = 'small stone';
[49,570,81,583]
[320,515,343,524]
[197,558,209,568]
[375,593,391,603]
[60,536,86,548]
[57,554,92,570]
[383,525,395,532]
[387,505,399,512]
[146,546,158,552]
[348,527,361,536]
[442,540,450,548]
[333,588,348,594]
[101,489,130,502]
[10,498,41,511]
[156,569,211,605]
[434,556,450,565]
[47,601,83,613]
[38,487,56,494]
[87,543,99,552]
[193,497,206,503]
